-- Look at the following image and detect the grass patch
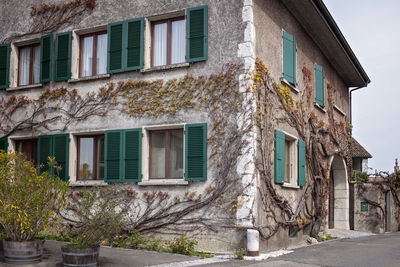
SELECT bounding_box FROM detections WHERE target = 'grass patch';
[320,234,336,241]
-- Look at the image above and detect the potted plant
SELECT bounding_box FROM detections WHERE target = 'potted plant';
[60,187,124,267]
[0,151,68,264]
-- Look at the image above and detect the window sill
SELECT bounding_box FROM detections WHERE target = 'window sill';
[7,83,43,91]
[333,105,346,116]
[282,182,300,189]
[280,78,300,94]
[314,102,327,113]
[68,74,110,83]
[69,180,108,187]
[138,179,188,186]
[141,62,189,73]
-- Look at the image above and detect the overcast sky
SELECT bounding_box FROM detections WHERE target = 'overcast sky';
[323,0,400,172]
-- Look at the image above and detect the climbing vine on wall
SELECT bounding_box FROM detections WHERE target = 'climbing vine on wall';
[252,58,350,240]
[1,63,256,236]
[2,0,96,43]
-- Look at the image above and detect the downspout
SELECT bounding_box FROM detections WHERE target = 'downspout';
[349,86,363,125]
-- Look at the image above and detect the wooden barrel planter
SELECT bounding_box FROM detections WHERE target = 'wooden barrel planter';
[2,239,43,264]
[61,245,99,267]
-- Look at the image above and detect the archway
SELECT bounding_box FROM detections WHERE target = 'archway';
[328,156,350,229]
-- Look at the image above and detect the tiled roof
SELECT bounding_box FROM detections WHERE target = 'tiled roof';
[351,137,372,158]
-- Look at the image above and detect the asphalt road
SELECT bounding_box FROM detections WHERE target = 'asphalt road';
[1,232,399,266]
[196,232,400,267]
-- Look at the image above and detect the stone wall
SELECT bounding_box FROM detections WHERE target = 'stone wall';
[354,183,400,234]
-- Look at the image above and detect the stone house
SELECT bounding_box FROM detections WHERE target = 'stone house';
[351,137,372,173]
[0,0,369,253]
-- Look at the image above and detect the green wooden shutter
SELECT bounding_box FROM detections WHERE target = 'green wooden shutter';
[0,44,10,89]
[185,123,207,181]
[274,130,285,184]
[186,6,208,63]
[108,22,124,74]
[126,18,144,71]
[315,64,325,107]
[0,137,8,152]
[38,135,53,173]
[53,134,70,181]
[40,34,53,83]
[298,139,306,187]
[123,129,142,182]
[54,32,72,81]
[283,31,296,85]
[105,130,123,182]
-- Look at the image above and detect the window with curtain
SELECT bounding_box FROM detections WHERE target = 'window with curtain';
[80,32,107,77]
[152,17,185,67]
[77,135,104,180]
[19,44,40,86]
[150,129,184,179]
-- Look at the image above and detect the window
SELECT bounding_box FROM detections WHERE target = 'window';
[334,89,342,110]
[103,124,207,183]
[283,31,296,85]
[152,17,185,67]
[18,44,40,86]
[284,136,296,184]
[15,139,38,165]
[149,129,184,179]
[80,32,108,77]
[274,130,305,187]
[77,135,104,180]
[315,64,325,107]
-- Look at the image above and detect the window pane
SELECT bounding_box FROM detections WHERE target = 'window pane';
[169,130,183,178]
[16,139,38,165]
[79,137,94,180]
[171,20,185,64]
[153,23,167,66]
[97,136,105,179]
[151,132,165,178]
[33,46,40,84]
[97,34,107,75]
[82,36,94,77]
[19,47,30,86]
[284,140,290,183]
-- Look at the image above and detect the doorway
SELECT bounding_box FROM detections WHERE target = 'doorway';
[328,156,350,229]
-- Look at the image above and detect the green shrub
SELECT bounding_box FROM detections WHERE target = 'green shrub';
[0,151,68,241]
[112,232,151,249]
[235,248,246,260]
[320,234,335,241]
[62,187,125,248]
[168,235,197,255]
[352,170,369,183]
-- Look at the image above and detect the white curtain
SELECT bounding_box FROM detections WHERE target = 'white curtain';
[171,20,185,64]
[169,130,183,178]
[82,36,93,77]
[97,34,107,75]
[33,46,40,84]
[153,23,167,66]
[151,132,166,178]
[19,47,30,86]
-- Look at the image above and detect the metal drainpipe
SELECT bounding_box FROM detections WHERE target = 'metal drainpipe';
[349,86,363,125]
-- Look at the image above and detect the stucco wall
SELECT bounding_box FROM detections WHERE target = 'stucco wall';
[252,0,352,251]
[253,0,349,119]
[0,0,254,253]
[354,183,400,234]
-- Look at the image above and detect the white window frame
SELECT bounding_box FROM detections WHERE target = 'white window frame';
[281,131,299,188]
